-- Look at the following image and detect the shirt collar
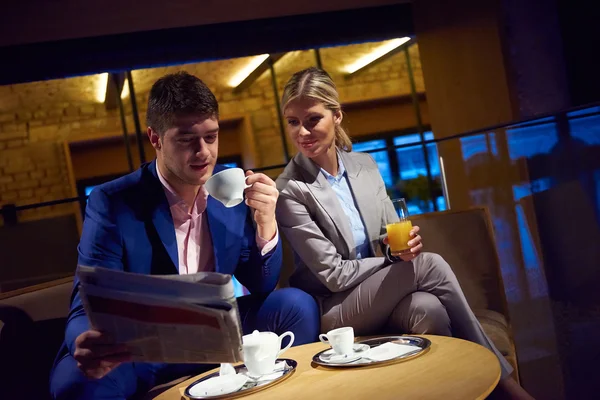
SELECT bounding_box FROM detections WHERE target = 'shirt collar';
[156,162,208,216]
[320,150,346,183]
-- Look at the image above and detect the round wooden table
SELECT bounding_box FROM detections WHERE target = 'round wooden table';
[155,335,501,400]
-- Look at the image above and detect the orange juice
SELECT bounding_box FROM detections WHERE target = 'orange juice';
[386,220,413,255]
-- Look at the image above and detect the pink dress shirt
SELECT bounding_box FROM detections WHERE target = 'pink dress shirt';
[156,164,278,275]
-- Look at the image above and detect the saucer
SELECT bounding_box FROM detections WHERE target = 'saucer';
[187,374,249,398]
[184,359,298,399]
[318,343,370,364]
[242,360,289,383]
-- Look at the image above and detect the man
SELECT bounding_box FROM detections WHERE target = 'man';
[50,71,320,400]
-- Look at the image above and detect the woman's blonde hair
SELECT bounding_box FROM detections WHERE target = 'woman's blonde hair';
[281,67,352,152]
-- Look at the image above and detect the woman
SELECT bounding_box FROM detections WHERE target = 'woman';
[275,67,533,399]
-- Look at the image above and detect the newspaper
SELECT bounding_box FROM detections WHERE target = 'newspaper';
[76,265,244,364]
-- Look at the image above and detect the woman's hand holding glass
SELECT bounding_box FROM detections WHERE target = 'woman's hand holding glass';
[383,225,422,261]
[384,198,422,261]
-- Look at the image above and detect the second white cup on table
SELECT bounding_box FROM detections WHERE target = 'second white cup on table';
[319,327,355,355]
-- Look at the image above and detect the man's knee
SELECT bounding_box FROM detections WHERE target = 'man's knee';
[50,354,143,400]
[265,288,320,345]
[50,355,106,400]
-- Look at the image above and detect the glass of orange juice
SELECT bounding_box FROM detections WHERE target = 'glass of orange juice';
[386,198,413,256]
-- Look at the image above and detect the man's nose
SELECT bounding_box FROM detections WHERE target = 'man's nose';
[194,139,210,158]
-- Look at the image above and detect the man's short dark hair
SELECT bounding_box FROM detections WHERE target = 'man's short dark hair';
[146,71,219,135]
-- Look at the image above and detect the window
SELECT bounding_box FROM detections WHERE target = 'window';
[218,155,243,169]
[506,120,558,160]
[569,114,600,145]
[352,131,446,215]
[460,133,498,161]
[352,139,393,186]
[394,132,439,179]
[84,186,96,197]
[76,173,125,217]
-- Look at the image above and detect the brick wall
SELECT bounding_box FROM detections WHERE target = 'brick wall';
[0,42,425,224]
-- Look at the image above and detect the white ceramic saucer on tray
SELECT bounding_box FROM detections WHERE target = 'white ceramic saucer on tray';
[318,343,370,364]
[187,374,249,398]
[184,359,297,399]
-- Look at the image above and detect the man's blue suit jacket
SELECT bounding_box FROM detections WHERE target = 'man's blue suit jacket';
[57,160,283,359]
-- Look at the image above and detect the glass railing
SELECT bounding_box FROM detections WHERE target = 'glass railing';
[2,103,600,296]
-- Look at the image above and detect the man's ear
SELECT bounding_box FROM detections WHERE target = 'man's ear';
[148,127,161,150]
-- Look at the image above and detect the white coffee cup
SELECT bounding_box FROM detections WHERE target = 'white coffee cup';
[205,168,251,208]
[319,327,354,355]
[242,330,295,376]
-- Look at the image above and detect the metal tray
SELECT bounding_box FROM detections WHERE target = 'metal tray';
[184,359,297,399]
[312,335,431,368]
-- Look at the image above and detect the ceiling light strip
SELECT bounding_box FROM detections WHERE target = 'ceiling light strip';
[345,37,411,74]
[95,72,109,103]
[228,54,270,87]
[121,78,130,99]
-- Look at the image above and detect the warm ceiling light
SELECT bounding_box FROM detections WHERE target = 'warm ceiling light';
[228,54,270,87]
[345,37,411,74]
[95,73,109,103]
[121,79,130,99]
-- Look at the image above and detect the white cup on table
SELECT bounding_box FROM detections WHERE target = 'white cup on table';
[319,326,355,355]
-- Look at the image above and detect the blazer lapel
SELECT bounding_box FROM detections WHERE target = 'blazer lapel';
[152,200,179,269]
[342,152,381,255]
[206,196,227,273]
[147,161,179,270]
[294,153,355,257]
